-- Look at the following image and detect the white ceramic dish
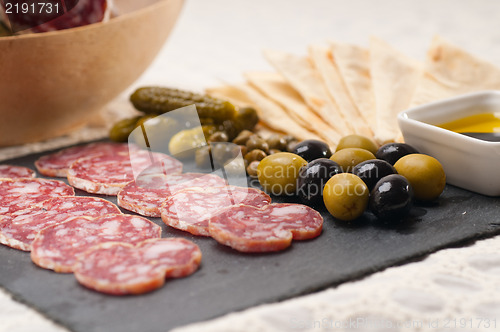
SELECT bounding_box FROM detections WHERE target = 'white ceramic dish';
[398,90,500,196]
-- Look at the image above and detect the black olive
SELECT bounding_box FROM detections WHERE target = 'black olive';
[297,158,342,205]
[292,139,332,162]
[369,174,413,221]
[352,159,397,190]
[375,143,419,165]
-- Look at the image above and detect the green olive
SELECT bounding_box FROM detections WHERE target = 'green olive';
[335,135,379,155]
[232,130,254,145]
[168,127,207,159]
[257,152,307,196]
[266,134,287,151]
[394,154,446,201]
[129,115,180,147]
[330,148,375,173]
[109,116,141,142]
[323,173,369,221]
[246,135,269,153]
[269,149,281,155]
[244,149,267,164]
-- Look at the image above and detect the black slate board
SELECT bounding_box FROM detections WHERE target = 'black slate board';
[1,144,500,332]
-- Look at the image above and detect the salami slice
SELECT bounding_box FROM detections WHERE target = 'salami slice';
[73,238,202,295]
[35,142,134,177]
[67,150,182,195]
[31,214,162,273]
[0,165,36,179]
[117,173,227,217]
[208,203,323,252]
[0,178,74,215]
[160,186,271,236]
[0,196,121,251]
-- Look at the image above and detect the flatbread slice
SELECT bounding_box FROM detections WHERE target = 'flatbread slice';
[206,84,256,108]
[264,49,351,136]
[410,35,500,107]
[309,44,373,139]
[237,84,324,142]
[330,42,377,134]
[245,71,340,146]
[370,37,422,144]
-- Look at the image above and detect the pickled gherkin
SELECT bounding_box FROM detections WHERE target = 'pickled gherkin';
[109,116,142,142]
[130,87,237,123]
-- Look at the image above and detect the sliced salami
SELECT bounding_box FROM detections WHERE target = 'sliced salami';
[35,142,133,177]
[73,238,202,295]
[208,203,323,252]
[31,214,162,273]
[0,178,74,215]
[160,186,271,236]
[117,173,227,217]
[0,165,36,179]
[0,196,121,251]
[67,150,182,195]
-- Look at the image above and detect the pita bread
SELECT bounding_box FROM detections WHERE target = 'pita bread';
[370,37,422,144]
[206,84,257,108]
[309,44,373,139]
[245,71,340,146]
[237,84,325,142]
[330,42,377,133]
[264,49,351,136]
[410,35,500,106]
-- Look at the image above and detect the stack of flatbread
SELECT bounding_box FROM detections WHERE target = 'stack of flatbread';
[207,36,500,147]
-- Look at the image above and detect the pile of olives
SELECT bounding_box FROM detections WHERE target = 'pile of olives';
[256,134,446,223]
[194,131,300,172]
[109,87,259,150]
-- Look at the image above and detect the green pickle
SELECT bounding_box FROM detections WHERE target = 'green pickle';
[130,87,237,123]
[109,116,142,142]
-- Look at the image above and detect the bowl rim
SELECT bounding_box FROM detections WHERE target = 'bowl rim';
[398,90,500,147]
[0,0,181,40]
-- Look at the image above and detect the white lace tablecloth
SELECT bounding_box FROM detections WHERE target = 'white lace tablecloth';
[2,1,500,331]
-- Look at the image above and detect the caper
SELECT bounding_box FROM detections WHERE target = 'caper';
[109,116,141,142]
[234,107,259,131]
[239,145,248,157]
[244,149,267,164]
[267,134,287,151]
[211,143,240,166]
[287,140,299,152]
[208,131,229,143]
[246,135,269,153]
[232,130,254,145]
[247,161,260,178]
[195,146,213,169]
[218,119,241,141]
[283,135,297,144]
[202,125,217,138]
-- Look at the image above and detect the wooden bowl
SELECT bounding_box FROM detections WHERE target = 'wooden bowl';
[0,0,184,146]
